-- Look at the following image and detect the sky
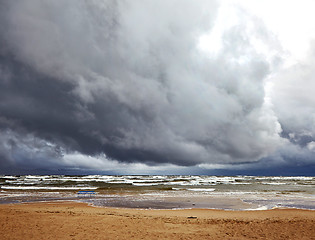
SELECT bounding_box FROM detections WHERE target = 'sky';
[0,0,315,175]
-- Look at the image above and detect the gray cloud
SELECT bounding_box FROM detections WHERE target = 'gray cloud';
[0,0,312,174]
[272,49,315,143]
[269,44,315,167]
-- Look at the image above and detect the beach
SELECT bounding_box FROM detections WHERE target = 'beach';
[0,201,314,240]
[1,175,314,239]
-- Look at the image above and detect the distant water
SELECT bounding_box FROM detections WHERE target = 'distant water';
[0,175,314,210]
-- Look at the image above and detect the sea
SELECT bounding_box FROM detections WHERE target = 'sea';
[0,175,314,210]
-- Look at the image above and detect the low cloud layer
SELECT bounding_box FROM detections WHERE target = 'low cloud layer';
[0,0,314,174]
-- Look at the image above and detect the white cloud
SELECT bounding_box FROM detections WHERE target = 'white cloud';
[307,142,315,152]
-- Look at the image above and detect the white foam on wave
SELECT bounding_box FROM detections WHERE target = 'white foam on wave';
[245,206,269,211]
[1,186,97,190]
[187,188,215,192]
[164,181,191,186]
[262,182,288,185]
[132,183,162,186]
[1,176,18,179]
[25,175,51,179]
[256,176,313,181]
[58,178,107,182]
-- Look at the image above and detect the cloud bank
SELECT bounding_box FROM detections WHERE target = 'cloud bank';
[0,0,314,174]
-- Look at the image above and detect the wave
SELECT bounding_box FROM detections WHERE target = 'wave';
[187,188,215,192]
[1,186,97,190]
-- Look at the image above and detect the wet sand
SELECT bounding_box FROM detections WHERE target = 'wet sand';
[0,201,314,239]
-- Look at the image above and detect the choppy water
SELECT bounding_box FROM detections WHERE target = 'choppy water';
[0,175,314,210]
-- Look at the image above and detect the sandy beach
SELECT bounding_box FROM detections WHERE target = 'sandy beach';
[0,202,314,240]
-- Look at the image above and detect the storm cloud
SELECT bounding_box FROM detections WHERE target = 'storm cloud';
[0,0,314,174]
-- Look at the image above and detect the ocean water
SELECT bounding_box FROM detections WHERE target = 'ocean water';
[0,175,314,210]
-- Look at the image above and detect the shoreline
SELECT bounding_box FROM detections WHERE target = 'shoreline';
[1,201,314,239]
[2,189,314,211]
[2,199,315,211]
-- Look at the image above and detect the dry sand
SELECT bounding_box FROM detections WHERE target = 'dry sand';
[0,201,314,239]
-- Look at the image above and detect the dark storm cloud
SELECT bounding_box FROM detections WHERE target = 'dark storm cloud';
[1,0,313,174]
